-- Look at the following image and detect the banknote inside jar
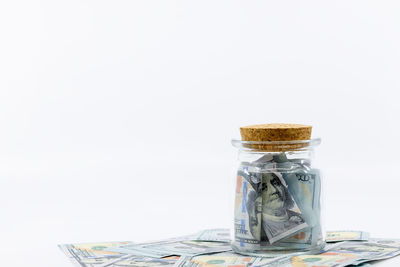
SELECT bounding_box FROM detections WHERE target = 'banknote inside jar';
[231,141,324,252]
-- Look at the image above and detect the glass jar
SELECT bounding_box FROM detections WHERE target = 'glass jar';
[231,138,325,255]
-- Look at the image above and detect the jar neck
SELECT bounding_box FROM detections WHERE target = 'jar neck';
[237,149,316,169]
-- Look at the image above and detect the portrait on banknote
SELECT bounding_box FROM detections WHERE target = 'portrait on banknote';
[260,172,308,244]
[241,171,308,245]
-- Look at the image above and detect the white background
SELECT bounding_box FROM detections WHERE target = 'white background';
[1,0,400,266]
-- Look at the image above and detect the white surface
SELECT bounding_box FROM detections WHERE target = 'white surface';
[1,0,400,266]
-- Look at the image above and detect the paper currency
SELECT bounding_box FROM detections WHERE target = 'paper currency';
[59,233,400,267]
[174,252,259,267]
[109,255,179,267]
[276,168,323,249]
[193,228,231,242]
[237,249,307,261]
[106,236,192,258]
[145,240,232,257]
[326,231,370,242]
[232,171,262,251]
[260,172,308,244]
[108,237,232,258]
[59,241,182,267]
[234,152,324,252]
[106,243,173,258]
[58,241,132,258]
[58,241,141,267]
[252,239,400,267]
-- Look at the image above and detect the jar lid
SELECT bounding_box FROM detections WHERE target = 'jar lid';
[238,123,313,151]
[240,123,312,141]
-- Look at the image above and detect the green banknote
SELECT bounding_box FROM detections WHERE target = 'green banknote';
[58,241,179,267]
[233,169,263,252]
[108,237,232,258]
[193,228,231,242]
[252,239,400,267]
[174,252,260,267]
[278,168,323,249]
[234,153,323,252]
[326,231,369,242]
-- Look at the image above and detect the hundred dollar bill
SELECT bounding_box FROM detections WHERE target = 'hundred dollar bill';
[239,249,307,261]
[59,241,132,258]
[326,230,369,242]
[275,168,323,249]
[108,255,179,267]
[107,243,173,258]
[232,169,263,251]
[137,240,232,257]
[250,154,321,247]
[193,228,231,242]
[260,229,316,251]
[252,239,400,267]
[260,171,308,244]
[246,153,310,173]
[58,241,133,267]
[108,237,232,258]
[253,153,310,172]
[174,252,259,267]
[106,236,193,258]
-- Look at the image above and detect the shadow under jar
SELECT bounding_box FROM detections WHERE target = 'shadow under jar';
[231,124,325,256]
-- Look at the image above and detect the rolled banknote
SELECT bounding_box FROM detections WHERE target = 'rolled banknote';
[234,152,324,253]
[267,155,322,249]
[260,172,308,244]
[277,168,324,249]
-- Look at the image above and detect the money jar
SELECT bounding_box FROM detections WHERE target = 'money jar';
[231,124,325,255]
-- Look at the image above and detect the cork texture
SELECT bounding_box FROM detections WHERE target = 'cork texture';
[240,123,312,151]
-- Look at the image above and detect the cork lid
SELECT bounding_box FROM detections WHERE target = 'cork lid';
[240,123,312,141]
[238,123,313,151]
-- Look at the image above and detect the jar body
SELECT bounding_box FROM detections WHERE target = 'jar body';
[231,141,325,255]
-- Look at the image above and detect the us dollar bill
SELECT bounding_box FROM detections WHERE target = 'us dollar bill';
[106,255,179,267]
[173,252,259,267]
[193,228,231,242]
[326,230,369,242]
[275,168,323,249]
[106,236,194,258]
[260,171,308,244]
[108,236,232,258]
[236,154,323,251]
[252,239,400,267]
[58,241,180,267]
[232,169,262,252]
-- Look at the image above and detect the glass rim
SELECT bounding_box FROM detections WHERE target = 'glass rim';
[231,138,321,150]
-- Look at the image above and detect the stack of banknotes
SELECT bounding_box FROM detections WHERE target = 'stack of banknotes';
[233,153,323,253]
[59,229,400,267]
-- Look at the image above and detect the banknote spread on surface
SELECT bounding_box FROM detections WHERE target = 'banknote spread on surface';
[58,241,178,267]
[174,252,259,267]
[326,230,370,242]
[106,236,232,258]
[251,239,400,267]
[59,231,400,267]
[193,229,231,243]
